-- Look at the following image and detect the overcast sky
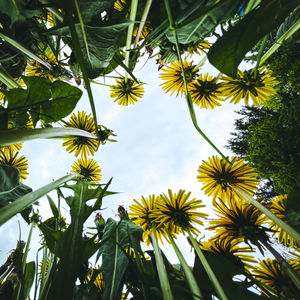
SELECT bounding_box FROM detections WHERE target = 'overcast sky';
[0,55,243,266]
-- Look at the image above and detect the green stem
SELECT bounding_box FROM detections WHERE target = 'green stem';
[260,239,300,291]
[22,222,35,272]
[150,228,174,300]
[260,17,300,66]
[133,0,152,48]
[192,55,208,73]
[0,32,52,70]
[0,68,20,89]
[253,35,268,78]
[65,2,99,136]
[167,231,203,300]
[46,7,63,23]
[188,231,229,300]
[244,0,259,15]
[236,188,300,245]
[163,0,231,165]
[124,0,139,82]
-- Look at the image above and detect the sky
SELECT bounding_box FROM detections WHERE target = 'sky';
[0,54,244,267]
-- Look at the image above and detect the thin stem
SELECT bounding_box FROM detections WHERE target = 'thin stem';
[192,55,208,73]
[260,239,300,291]
[46,8,63,23]
[167,231,203,300]
[188,231,229,300]
[235,188,300,245]
[253,35,268,78]
[0,32,52,70]
[150,228,174,300]
[22,222,35,272]
[163,0,231,165]
[65,2,99,136]
[0,68,20,89]
[244,0,259,15]
[124,0,139,82]
[133,0,152,48]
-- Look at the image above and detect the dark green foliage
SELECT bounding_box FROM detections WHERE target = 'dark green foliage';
[286,187,300,233]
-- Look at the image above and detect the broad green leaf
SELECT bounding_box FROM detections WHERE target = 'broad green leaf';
[0,127,97,147]
[50,22,129,78]
[100,218,143,300]
[286,187,300,233]
[47,195,59,218]
[208,0,300,77]
[0,165,32,207]
[0,174,77,226]
[21,261,36,299]
[165,0,242,44]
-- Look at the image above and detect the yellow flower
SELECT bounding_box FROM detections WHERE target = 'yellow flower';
[0,82,6,101]
[150,189,207,236]
[197,156,259,201]
[36,11,55,27]
[0,149,29,181]
[62,111,99,158]
[251,258,300,298]
[268,195,298,249]
[160,59,198,97]
[189,73,225,109]
[221,68,279,105]
[38,259,50,280]
[186,40,211,56]
[208,197,267,245]
[133,21,152,39]
[26,48,57,81]
[86,267,105,292]
[200,237,256,268]
[110,78,144,106]
[129,195,167,246]
[71,157,101,184]
[114,0,126,11]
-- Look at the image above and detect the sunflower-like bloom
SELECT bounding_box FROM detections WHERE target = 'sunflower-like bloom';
[71,157,101,184]
[114,0,126,11]
[86,267,105,292]
[150,189,207,236]
[110,78,144,106]
[200,237,256,268]
[129,195,167,245]
[189,73,225,109]
[0,149,28,181]
[197,156,259,201]
[251,258,300,298]
[186,40,211,56]
[26,49,57,81]
[221,68,279,105]
[208,197,267,246]
[133,20,152,39]
[62,111,99,158]
[268,195,298,249]
[160,59,198,97]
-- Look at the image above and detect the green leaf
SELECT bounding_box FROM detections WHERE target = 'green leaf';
[50,22,129,78]
[100,218,143,300]
[166,0,242,44]
[207,0,300,77]
[286,187,300,233]
[40,80,82,123]
[0,127,98,147]
[47,195,59,218]
[0,165,32,208]
[21,261,35,299]
[0,174,77,226]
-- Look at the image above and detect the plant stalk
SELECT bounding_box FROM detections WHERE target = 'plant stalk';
[167,231,203,300]
[188,231,229,300]
[0,68,20,89]
[150,228,174,300]
[124,0,139,82]
[236,188,300,245]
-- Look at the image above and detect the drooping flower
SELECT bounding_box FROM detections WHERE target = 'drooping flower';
[197,156,259,201]
[129,195,167,245]
[71,157,101,184]
[110,78,144,106]
[0,149,29,181]
[208,197,267,246]
[251,258,300,298]
[186,40,211,56]
[25,49,57,81]
[62,111,99,158]
[150,189,207,236]
[86,267,105,292]
[200,237,256,268]
[160,59,198,97]
[221,68,279,105]
[189,73,225,109]
[268,195,298,249]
